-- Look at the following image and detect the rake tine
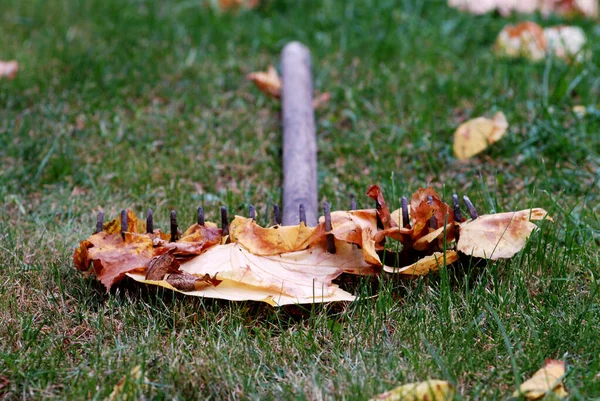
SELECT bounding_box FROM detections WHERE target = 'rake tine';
[299,204,306,225]
[146,208,153,234]
[170,210,179,242]
[401,196,411,228]
[249,204,256,220]
[427,195,437,229]
[350,196,357,211]
[120,209,127,240]
[463,195,478,220]
[324,201,336,254]
[96,211,104,234]
[273,204,282,225]
[221,206,230,239]
[197,206,205,226]
[452,194,462,222]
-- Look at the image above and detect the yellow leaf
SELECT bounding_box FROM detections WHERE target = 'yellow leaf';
[246,65,281,99]
[457,208,552,260]
[108,365,146,401]
[384,250,458,275]
[128,241,377,306]
[453,112,509,160]
[514,359,568,400]
[370,379,454,401]
[0,60,18,80]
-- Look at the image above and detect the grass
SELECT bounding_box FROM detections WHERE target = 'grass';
[0,0,599,399]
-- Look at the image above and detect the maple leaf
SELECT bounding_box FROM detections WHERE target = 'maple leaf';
[0,61,18,80]
[453,112,509,160]
[370,379,454,401]
[384,250,458,275]
[456,208,552,259]
[514,359,568,399]
[247,65,282,99]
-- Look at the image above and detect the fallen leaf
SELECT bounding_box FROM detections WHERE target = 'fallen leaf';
[312,91,331,109]
[514,359,568,399]
[413,222,457,251]
[449,0,597,17]
[540,0,598,18]
[370,379,454,401]
[453,112,509,160]
[384,250,458,274]
[544,25,588,63]
[218,0,260,10]
[457,208,552,259]
[572,105,586,117]
[0,61,18,80]
[247,65,281,99]
[108,365,146,401]
[145,252,181,280]
[494,22,547,61]
[367,185,397,230]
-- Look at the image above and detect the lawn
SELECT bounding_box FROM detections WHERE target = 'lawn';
[0,0,599,399]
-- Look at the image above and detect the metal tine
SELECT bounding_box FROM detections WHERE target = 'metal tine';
[427,195,437,229]
[120,209,127,240]
[401,196,411,228]
[324,201,336,254]
[350,196,357,211]
[273,204,282,225]
[96,211,104,234]
[146,208,154,234]
[249,204,256,220]
[197,206,205,226]
[170,210,179,242]
[452,194,462,222]
[221,206,230,240]
[299,204,306,225]
[463,195,478,220]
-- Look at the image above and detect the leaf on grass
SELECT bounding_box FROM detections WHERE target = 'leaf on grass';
[370,379,454,401]
[108,365,146,401]
[514,359,568,399]
[247,65,281,99]
[539,0,598,18]
[229,216,324,255]
[0,61,18,80]
[367,185,397,230]
[543,25,588,63]
[449,0,597,18]
[129,241,375,306]
[457,208,552,259]
[384,250,458,275]
[453,112,509,160]
[217,0,260,11]
[410,188,455,240]
[325,209,382,265]
[413,222,457,251]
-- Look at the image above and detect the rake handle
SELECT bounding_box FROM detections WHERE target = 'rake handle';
[281,42,318,226]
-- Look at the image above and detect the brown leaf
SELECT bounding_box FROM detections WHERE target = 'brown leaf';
[218,0,260,10]
[410,188,455,239]
[326,209,382,265]
[514,359,568,399]
[453,112,509,160]
[457,208,552,259]
[165,272,222,292]
[0,61,18,80]
[384,250,458,275]
[370,379,454,401]
[413,222,457,251]
[247,65,281,99]
[145,252,181,281]
[367,185,397,229]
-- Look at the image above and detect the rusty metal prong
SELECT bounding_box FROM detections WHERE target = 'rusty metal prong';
[299,204,306,225]
[120,209,128,240]
[463,195,478,220]
[452,194,462,222]
[401,196,411,228]
[427,195,437,229]
[146,208,153,234]
[96,211,104,234]
[350,196,357,211]
[221,206,230,240]
[197,206,205,226]
[324,201,336,254]
[170,210,179,242]
[273,204,282,225]
[249,204,256,220]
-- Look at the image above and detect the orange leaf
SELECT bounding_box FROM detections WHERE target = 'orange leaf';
[457,208,552,259]
[247,65,281,99]
[367,185,397,229]
[0,61,18,80]
[410,188,454,239]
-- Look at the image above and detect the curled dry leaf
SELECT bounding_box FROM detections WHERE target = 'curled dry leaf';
[247,65,281,99]
[514,359,568,399]
[0,61,18,80]
[457,208,552,259]
[384,250,458,275]
[453,112,508,161]
[370,379,454,401]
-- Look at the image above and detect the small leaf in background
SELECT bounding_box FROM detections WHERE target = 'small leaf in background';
[543,25,588,63]
[453,112,508,160]
[448,0,597,18]
[0,60,19,80]
[217,0,260,11]
[457,208,552,259]
[494,22,547,61]
[108,365,147,401]
[370,379,454,401]
[247,65,282,99]
[514,359,568,400]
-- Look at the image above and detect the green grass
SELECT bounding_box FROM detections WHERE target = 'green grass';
[1,0,599,399]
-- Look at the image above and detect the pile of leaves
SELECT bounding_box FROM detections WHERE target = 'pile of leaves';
[74,186,551,306]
